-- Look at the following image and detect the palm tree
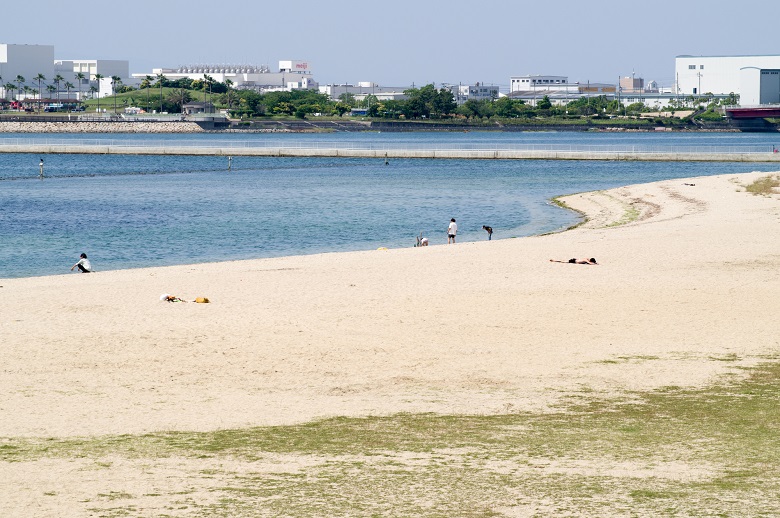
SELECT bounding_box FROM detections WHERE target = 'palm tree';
[225,78,234,110]
[75,72,85,104]
[15,75,25,103]
[156,73,166,113]
[110,75,121,114]
[53,74,64,105]
[89,85,98,107]
[34,74,46,113]
[94,74,103,113]
[23,85,33,110]
[144,75,153,112]
[46,84,56,109]
[4,83,16,101]
[64,82,74,112]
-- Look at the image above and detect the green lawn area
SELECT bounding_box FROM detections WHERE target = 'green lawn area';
[4,361,779,516]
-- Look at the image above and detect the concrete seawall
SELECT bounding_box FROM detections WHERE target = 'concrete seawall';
[0,121,205,133]
[1,143,780,162]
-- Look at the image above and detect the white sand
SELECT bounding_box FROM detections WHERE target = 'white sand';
[1,171,779,438]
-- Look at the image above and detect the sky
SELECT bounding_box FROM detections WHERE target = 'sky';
[7,0,780,91]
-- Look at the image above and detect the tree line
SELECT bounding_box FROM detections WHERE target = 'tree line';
[4,72,738,120]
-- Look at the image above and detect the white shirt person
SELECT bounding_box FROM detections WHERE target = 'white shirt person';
[70,253,93,273]
[447,218,457,244]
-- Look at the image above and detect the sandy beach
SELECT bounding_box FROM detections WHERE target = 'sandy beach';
[2,170,779,516]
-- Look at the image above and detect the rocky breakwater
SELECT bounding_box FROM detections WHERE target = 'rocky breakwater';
[0,121,205,133]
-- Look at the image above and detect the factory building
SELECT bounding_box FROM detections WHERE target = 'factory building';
[0,44,55,98]
[675,55,780,105]
[131,60,317,92]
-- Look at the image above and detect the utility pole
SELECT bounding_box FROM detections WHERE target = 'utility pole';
[697,72,702,97]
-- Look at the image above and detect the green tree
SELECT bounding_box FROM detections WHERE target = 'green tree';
[362,94,378,111]
[168,89,192,112]
[75,72,86,105]
[34,73,46,112]
[155,73,166,113]
[722,92,739,106]
[494,97,525,118]
[140,75,153,112]
[433,88,457,116]
[338,92,357,107]
[224,79,234,110]
[110,76,122,113]
[456,99,495,119]
[53,74,64,105]
[625,102,646,115]
[45,84,56,105]
[94,74,104,113]
[334,102,351,117]
[15,75,25,101]
[537,95,552,110]
[63,82,74,111]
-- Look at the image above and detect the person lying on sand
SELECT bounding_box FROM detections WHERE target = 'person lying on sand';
[550,258,598,265]
[160,294,210,303]
[160,294,187,302]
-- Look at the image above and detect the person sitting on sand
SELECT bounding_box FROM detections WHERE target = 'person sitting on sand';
[550,258,598,265]
[70,253,93,273]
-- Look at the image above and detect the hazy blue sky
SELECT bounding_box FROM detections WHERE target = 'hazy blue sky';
[8,0,780,90]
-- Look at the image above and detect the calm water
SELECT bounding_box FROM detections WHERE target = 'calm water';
[1,131,779,278]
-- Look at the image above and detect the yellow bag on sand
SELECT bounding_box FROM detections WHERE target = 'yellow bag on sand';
[195,297,210,303]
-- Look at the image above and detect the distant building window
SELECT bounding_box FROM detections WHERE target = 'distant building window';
[688,65,696,70]
[700,65,704,69]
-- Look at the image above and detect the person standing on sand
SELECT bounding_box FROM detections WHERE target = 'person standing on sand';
[447,218,457,244]
[70,253,93,273]
[482,225,493,240]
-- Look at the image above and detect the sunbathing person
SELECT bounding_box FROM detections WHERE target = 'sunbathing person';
[160,294,187,302]
[550,258,598,265]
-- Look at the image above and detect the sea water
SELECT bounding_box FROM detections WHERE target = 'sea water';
[1,132,779,278]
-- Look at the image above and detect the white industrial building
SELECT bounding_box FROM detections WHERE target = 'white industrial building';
[443,83,499,105]
[320,82,411,101]
[54,59,131,98]
[675,55,780,105]
[510,75,568,92]
[0,43,55,98]
[131,60,317,92]
[739,68,780,106]
[507,74,616,106]
[0,43,133,101]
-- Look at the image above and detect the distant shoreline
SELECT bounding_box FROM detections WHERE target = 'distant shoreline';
[0,118,771,133]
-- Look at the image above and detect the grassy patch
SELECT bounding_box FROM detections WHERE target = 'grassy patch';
[745,175,780,196]
[3,363,780,516]
[603,193,641,227]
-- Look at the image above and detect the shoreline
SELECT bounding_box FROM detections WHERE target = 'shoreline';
[2,170,779,515]
[2,170,778,437]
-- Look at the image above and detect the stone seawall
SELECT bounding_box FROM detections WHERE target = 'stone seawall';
[2,143,780,162]
[0,121,205,133]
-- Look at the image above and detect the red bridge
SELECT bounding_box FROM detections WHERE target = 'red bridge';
[725,106,780,119]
